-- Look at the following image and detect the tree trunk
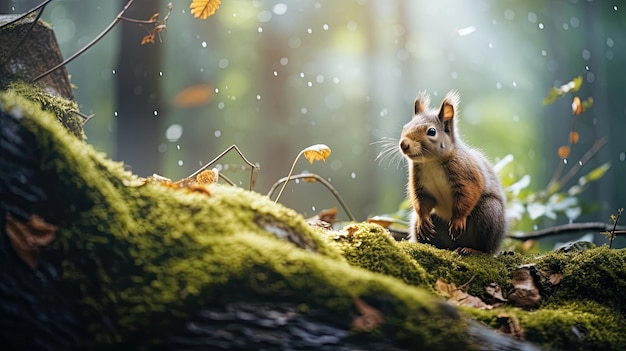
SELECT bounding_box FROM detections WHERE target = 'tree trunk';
[114,0,163,176]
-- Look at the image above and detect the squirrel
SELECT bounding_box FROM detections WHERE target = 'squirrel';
[399,90,506,254]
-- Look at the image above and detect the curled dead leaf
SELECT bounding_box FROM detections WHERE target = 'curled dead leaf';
[366,216,396,229]
[302,144,331,164]
[508,266,541,309]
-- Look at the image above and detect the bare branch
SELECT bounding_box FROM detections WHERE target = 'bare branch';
[32,0,138,82]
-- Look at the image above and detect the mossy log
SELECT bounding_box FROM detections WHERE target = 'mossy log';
[1,85,625,350]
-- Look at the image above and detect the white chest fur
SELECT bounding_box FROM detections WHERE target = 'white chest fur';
[419,162,454,221]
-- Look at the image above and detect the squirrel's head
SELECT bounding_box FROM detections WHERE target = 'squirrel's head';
[399,90,460,163]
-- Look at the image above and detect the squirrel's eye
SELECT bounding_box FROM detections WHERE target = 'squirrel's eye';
[427,127,436,136]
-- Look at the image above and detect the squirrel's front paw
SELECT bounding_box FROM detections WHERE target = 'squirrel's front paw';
[449,217,467,241]
[416,217,436,241]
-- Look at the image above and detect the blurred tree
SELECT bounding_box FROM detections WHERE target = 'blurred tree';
[115,0,164,176]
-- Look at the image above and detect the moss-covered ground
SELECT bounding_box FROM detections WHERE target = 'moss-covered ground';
[1,84,625,350]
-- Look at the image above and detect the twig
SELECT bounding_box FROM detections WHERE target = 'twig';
[546,136,607,193]
[0,0,51,68]
[0,0,52,30]
[32,0,137,82]
[508,222,626,241]
[555,136,608,191]
[607,208,623,249]
[186,145,259,191]
[267,173,356,222]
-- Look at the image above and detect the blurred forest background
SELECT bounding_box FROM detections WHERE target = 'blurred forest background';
[2,0,625,245]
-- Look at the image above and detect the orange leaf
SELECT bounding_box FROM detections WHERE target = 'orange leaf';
[190,0,221,19]
[302,144,331,164]
[569,131,579,144]
[196,169,219,184]
[571,96,583,115]
[557,145,570,159]
[141,33,155,45]
[149,12,160,22]
[173,84,215,108]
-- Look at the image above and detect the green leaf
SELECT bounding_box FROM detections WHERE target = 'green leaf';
[578,162,610,185]
[542,76,583,105]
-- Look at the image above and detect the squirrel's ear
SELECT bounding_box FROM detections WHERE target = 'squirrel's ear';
[414,91,430,115]
[438,90,460,122]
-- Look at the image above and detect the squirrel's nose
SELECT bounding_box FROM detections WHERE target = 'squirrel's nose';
[400,139,410,152]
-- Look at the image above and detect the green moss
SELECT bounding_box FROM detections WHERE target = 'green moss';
[0,87,472,350]
[328,223,429,286]
[535,246,626,314]
[3,81,84,139]
[398,241,525,298]
[466,301,626,351]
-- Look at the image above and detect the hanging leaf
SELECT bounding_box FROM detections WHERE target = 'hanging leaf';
[543,76,583,105]
[571,96,594,115]
[141,33,155,45]
[303,144,331,164]
[557,145,570,159]
[173,84,215,108]
[190,0,222,19]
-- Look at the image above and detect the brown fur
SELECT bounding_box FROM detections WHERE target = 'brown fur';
[399,90,506,254]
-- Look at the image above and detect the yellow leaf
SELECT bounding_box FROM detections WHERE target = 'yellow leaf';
[190,0,221,19]
[302,144,331,164]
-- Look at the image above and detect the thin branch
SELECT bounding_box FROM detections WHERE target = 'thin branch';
[32,0,138,82]
[556,136,608,189]
[508,222,626,241]
[186,145,259,191]
[0,0,52,30]
[118,16,157,25]
[267,173,357,222]
[0,1,50,68]
[273,150,304,204]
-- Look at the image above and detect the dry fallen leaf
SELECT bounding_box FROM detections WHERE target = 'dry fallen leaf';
[190,0,222,19]
[352,296,384,332]
[435,278,493,310]
[569,131,580,144]
[366,216,396,229]
[508,266,541,309]
[5,213,57,268]
[302,144,331,164]
[496,313,525,340]
[485,282,508,304]
[195,169,219,184]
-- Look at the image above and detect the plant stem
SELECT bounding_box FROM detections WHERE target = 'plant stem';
[274,150,303,204]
